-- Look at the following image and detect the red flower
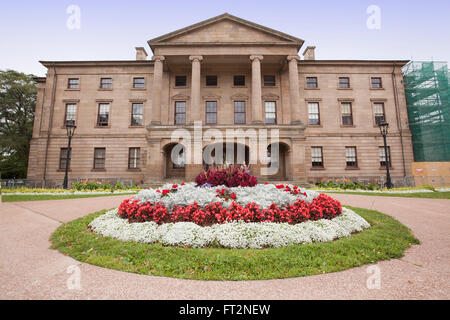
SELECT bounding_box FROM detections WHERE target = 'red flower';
[172,184,178,189]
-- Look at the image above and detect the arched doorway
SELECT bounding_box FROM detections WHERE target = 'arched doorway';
[163,143,185,179]
[203,142,249,170]
[265,142,290,181]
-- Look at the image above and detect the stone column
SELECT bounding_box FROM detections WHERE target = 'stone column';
[287,55,302,124]
[189,55,203,124]
[250,55,264,124]
[151,55,165,124]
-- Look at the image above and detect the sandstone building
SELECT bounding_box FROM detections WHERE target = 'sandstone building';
[27,13,414,185]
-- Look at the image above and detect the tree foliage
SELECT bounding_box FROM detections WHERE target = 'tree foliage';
[0,70,37,179]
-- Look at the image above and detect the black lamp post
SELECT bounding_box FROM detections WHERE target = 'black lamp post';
[378,121,392,189]
[63,120,76,189]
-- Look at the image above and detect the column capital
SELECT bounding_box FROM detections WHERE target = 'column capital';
[287,55,301,62]
[250,55,264,62]
[189,55,203,63]
[151,55,165,62]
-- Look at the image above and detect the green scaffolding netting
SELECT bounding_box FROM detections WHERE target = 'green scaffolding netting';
[402,61,450,162]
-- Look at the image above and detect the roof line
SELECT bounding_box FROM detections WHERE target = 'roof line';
[148,13,304,50]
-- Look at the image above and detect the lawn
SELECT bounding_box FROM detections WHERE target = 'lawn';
[50,206,419,281]
[1,193,137,202]
[324,191,450,199]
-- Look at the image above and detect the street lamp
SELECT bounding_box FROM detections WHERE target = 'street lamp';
[63,120,76,189]
[378,121,392,189]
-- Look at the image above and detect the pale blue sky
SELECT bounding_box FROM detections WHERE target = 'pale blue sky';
[0,0,449,76]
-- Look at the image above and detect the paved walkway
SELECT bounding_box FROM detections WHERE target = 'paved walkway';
[0,194,449,299]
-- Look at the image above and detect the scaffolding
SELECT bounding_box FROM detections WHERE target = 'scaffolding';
[402,61,450,162]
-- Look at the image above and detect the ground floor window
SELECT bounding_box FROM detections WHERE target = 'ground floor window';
[379,146,391,167]
[93,148,106,169]
[59,148,71,169]
[311,147,323,168]
[345,146,358,168]
[128,148,140,169]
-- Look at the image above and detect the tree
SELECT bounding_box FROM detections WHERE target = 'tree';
[0,70,37,179]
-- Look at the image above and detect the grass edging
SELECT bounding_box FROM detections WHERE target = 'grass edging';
[323,191,450,199]
[50,206,420,281]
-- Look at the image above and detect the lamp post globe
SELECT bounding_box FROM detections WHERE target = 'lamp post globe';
[378,121,392,189]
[63,120,76,189]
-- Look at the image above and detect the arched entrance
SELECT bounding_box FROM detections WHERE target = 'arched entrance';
[163,143,185,179]
[265,142,290,181]
[203,142,249,169]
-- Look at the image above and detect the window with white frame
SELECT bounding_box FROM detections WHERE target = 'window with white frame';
[128,147,140,169]
[311,147,323,167]
[379,146,391,167]
[373,102,385,125]
[341,102,353,125]
[308,102,320,125]
[345,147,358,168]
[265,101,276,124]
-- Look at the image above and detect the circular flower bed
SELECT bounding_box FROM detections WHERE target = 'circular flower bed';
[88,183,371,249]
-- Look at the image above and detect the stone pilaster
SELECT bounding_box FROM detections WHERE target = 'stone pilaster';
[151,55,165,124]
[250,55,264,124]
[189,55,203,124]
[287,55,302,124]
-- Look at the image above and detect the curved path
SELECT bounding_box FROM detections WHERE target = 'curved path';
[0,194,449,299]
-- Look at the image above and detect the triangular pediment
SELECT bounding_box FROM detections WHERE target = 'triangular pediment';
[149,13,303,49]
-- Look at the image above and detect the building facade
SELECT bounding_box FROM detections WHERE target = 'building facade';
[27,13,414,185]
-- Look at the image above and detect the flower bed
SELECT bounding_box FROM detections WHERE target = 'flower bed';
[86,182,371,249]
[195,165,257,187]
[89,207,370,249]
[117,183,342,226]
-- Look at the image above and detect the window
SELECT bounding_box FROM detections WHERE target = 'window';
[306,77,318,88]
[311,147,323,168]
[233,75,245,86]
[234,101,246,124]
[93,148,106,169]
[205,101,217,124]
[131,103,143,126]
[379,146,391,167]
[175,76,187,87]
[345,147,358,168]
[205,75,217,86]
[265,101,276,124]
[100,78,112,89]
[128,148,140,169]
[173,147,185,169]
[65,103,77,125]
[59,148,71,170]
[263,75,276,86]
[97,103,110,126]
[68,78,79,89]
[373,102,385,125]
[133,77,145,89]
[371,77,383,89]
[175,101,186,124]
[339,77,350,88]
[341,102,353,125]
[308,102,320,125]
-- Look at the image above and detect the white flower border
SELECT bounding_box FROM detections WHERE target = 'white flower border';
[89,208,370,249]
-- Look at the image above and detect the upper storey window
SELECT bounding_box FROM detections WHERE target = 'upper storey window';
[306,77,318,88]
[100,78,112,89]
[308,102,320,125]
[175,101,186,125]
[97,103,110,127]
[339,77,350,89]
[265,101,276,124]
[205,75,218,86]
[371,77,383,89]
[175,76,187,87]
[263,75,276,86]
[233,75,245,86]
[65,103,77,125]
[68,78,79,89]
[205,101,217,124]
[133,77,145,89]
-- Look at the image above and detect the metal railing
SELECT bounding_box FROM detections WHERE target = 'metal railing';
[1,177,137,189]
[307,175,450,188]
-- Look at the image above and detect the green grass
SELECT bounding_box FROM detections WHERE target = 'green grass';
[325,191,450,199]
[50,206,420,280]
[1,193,137,202]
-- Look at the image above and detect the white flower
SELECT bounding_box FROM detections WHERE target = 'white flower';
[89,208,370,249]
